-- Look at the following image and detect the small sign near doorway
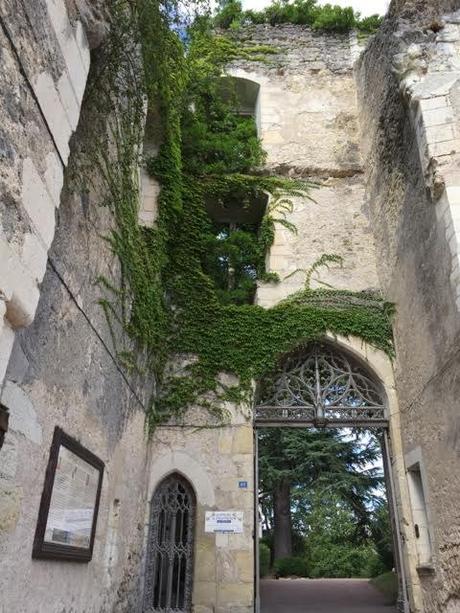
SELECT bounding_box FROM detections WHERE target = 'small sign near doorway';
[238,480,248,489]
[205,511,243,534]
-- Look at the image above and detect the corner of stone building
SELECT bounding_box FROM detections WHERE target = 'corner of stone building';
[356,4,460,612]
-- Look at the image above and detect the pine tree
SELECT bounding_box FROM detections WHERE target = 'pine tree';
[258,428,382,561]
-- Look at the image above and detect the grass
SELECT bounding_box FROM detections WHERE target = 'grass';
[370,571,398,605]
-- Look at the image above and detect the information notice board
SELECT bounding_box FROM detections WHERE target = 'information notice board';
[205,511,244,534]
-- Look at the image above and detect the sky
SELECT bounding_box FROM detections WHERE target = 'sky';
[242,0,391,17]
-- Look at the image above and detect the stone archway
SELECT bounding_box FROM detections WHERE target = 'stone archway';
[252,335,419,613]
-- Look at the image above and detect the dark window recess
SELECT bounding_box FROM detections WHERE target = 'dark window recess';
[203,193,267,306]
[0,404,9,450]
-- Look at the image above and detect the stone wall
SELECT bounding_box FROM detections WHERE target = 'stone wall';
[145,416,255,613]
[357,5,460,612]
[0,2,151,611]
[0,0,97,387]
[228,25,379,307]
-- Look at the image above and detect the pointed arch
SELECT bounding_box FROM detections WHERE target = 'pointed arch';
[255,337,388,427]
[143,473,196,612]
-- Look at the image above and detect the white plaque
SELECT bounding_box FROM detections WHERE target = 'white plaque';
[205,511,244,534]
[44,445,100,548]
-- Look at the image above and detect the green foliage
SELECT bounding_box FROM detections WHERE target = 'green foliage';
[370,502,395,573]
[91,0,393,427]
[259,430,395,578]
[311,4,355,32]
[259,542,271,577]
[274,556,309,577]
[371,571,398,605]
[214,0,244,29]
[214,0,383,33]
[357,14,384,33]
[259,429,384,538]
[306,496,381,578]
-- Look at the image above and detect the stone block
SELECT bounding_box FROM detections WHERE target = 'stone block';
[217,550,238,583]
[413,73,460,98]
[235,550,254,582]
[218,431,233,455]
[22,157,57,248]
[21,233,48,283]
[0,319,15,387]
[218,582,253,606]
[195,541,217,582]
[5,337,29,385]
[0,433,18,481]
[45,0,90,103]
[423,107,454,127]
[425,124,455,145]
[232,426,253,455]
[261,130,284,145]
[428,139,460,157]
[436,24,460,43]
[1,381,42,444]
[215,533,229,548]
[193,581,216,605]
[419,96,449,112]
[446,186,460,206]
[57,72,81,131]
[32,72,72,163]
[0,485,22,532]
[44,151,64,208]
[216,606,252,613]
[138,211,156,228]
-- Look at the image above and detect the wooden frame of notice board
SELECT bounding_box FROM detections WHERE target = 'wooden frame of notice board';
[32,427,104,562]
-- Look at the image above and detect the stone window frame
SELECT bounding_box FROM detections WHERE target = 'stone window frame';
[405,447,435,573]
[32,426,104,563]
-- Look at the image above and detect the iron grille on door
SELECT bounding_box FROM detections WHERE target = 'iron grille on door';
[143,474,195,613]
[255,342,387,427]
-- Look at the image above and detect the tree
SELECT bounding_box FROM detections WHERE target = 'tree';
[258,428,383,561]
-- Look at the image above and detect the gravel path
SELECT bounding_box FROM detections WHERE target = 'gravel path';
[260,578,397,613]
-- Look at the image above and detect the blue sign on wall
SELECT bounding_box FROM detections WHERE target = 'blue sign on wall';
[238,481,248,489]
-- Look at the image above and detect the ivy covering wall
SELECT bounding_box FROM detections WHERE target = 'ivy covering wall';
[88,0,393,429]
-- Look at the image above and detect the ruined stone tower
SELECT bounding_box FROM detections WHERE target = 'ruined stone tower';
[0,1,459,612]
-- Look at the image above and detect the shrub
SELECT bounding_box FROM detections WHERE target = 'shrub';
[311,5,355,32]
[308,543,379,578]
[214,0,383,33]
[274,556,309,577]
[214,0,243,29]
[259,542,271,577]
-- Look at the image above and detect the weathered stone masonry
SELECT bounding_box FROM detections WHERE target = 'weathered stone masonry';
[1,1,460,612]
[357,2,460,611]
[0,2,151,611]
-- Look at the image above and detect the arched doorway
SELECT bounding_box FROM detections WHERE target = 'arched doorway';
[143,473,196,612]
[253,341,409,613]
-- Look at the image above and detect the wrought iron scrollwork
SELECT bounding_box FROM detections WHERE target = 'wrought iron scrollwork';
[255,343,387,426]
[143,474,195,613]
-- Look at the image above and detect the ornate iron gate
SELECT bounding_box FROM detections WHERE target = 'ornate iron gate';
[254,342,387,428]
[143,474,196,613]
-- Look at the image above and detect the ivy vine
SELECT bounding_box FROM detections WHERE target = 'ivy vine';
[82,0,393,430]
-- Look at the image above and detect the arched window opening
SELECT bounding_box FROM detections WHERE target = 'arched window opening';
[143,474,196,613]
[255,342,387,427]
[203,190,269,305]
[218,76,260,119]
